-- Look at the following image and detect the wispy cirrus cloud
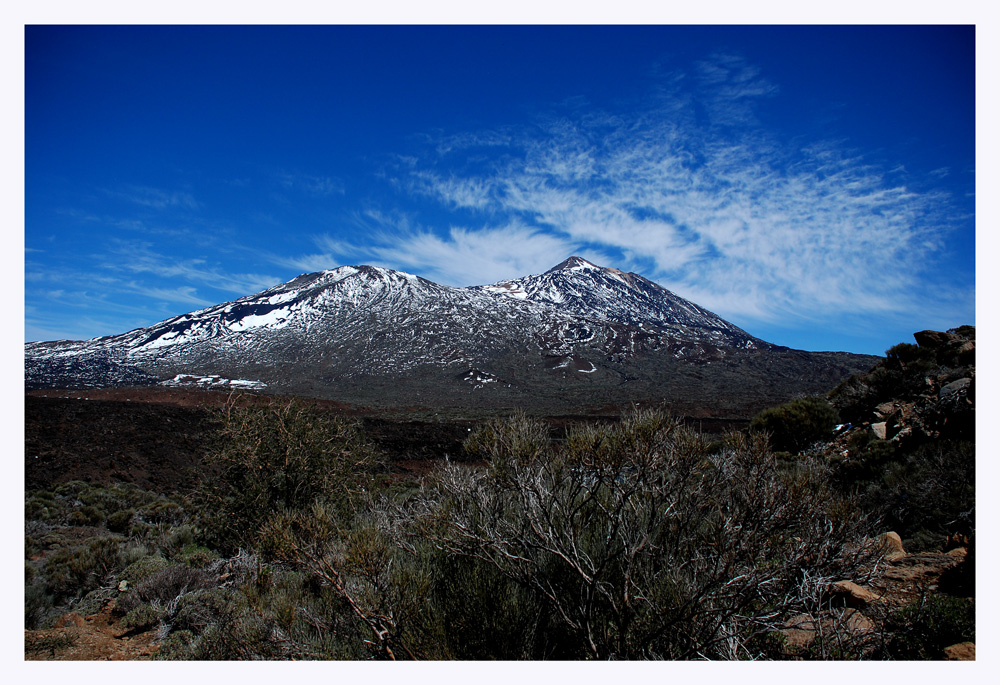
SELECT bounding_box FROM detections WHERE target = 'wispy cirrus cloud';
[106,185,200,210]
[320,53,970,331]
[279,211,594,286]
[104,240,282,296]
[120,282,212,307]
[278,171,345,197]
[24,270,208,341]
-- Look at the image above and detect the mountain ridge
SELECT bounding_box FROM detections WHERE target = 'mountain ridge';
[25,257,877,417]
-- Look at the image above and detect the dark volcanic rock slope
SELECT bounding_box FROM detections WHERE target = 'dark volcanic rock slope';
[25,258,877,416]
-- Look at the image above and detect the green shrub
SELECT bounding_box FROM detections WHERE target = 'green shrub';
[121,603,162,632]
[75,586,116,618]
[409,410,877,660]
[106,509,134,534]
[25,577,53,629]
[117,564,212,617]
[119,554,170,585]
[176,544,217,568]
[431,552,541,659]
[750,396,839,453]
[886,595,975,659]
[25,493,57,521]
[24,631,78,658]
[153,630,197,660]
[201,396,380,554]
[119,541,152,567]
[165,593,291,660]
[169,588,232,635]
[137,500,185,526]
[885,342,936,372]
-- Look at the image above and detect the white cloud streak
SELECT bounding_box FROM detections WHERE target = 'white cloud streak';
[107,185,200,210]
[105,240,281,296]
[280,216,599,286]
[278,172,345,197]
[321,53,968,329]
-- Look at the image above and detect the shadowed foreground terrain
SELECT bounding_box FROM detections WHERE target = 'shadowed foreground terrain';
[24,329,974,660]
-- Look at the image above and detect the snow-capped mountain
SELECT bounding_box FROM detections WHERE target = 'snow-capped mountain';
[25,258,876,416]
[476,256,766,350]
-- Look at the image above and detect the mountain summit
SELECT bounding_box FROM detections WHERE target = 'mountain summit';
[546,255,602,272]
[25,258,876,416]
[478,258,765,350]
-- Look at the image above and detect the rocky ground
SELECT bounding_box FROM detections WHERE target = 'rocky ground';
[777,532,974,659]
[23,328,974,659]
[773,326,976,660]
[24,530,972,661]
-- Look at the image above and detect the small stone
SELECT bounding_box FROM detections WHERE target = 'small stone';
[844,609,874,634]
[871,422,887,440]
[880,531,906,561]
[944,642,975,660]
[828,580,881,608]
[780,614,818,651]
[118,580,130,592]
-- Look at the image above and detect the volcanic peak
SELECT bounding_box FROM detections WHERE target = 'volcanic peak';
[547,256,601,273]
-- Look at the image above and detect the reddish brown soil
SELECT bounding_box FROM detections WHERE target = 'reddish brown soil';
[24,600,158,661]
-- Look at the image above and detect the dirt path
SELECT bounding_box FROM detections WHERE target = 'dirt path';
[24,599,158,661]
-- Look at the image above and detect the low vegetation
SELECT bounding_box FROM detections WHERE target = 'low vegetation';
[25,330,975,659]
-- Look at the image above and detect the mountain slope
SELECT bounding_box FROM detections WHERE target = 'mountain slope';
[475,256,767,350]
[25,258,878,417]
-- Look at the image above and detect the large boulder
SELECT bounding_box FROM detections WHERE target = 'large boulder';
[939,377,971,400]
[913,330,954,349]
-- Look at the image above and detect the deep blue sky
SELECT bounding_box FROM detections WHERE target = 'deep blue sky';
[25,25,975,354]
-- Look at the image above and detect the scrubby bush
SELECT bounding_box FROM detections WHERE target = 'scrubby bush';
[169,588,232,635]
[750,396,839,453]
[25,492,57,521]
[117,563,212,616]
[121,603,163,633]
[261,502,438,660]
[25,577,53,629]
[200,395,380,554]
[119,554,171,585]
[885,342,936,372]
[841,439,975,551]
[429,552,542,659]
[175,544,217,568]
[106,509,134,534]
[154,630,197,660]
[42,536,120,603]
[155,589,293,660]
[404,409,878,659]
[68,505,105,527]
